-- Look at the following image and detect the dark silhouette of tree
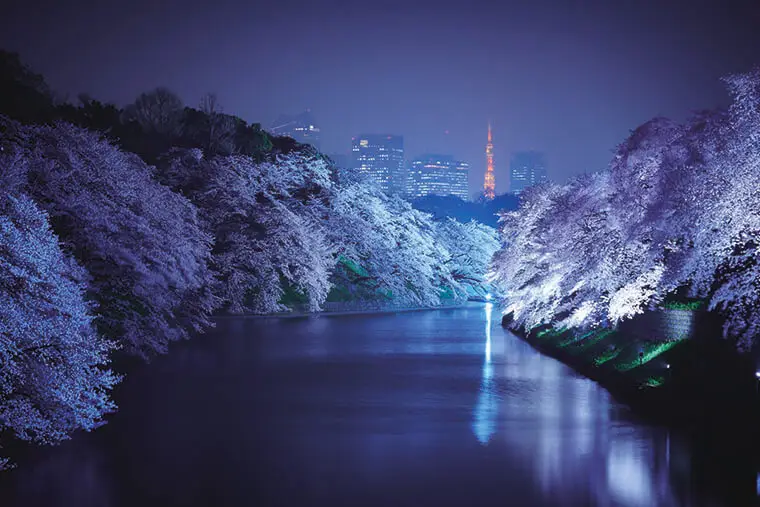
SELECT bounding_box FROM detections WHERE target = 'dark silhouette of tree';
[124,87,183,136]
[178,93,236,155]
[233,119,272,158]
[0,51,54,123]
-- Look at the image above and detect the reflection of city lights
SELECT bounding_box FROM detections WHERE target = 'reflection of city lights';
[466,306,687,505]
[473,302,496,445]
[608,439,654,506]
[473,361,496,445]
[485,303,492,363]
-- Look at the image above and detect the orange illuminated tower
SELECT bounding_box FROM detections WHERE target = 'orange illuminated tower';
[483,123,495,200]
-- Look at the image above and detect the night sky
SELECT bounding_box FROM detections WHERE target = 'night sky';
[2,0,759,195]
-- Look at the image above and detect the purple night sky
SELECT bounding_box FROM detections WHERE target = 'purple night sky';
[2,0,759,195]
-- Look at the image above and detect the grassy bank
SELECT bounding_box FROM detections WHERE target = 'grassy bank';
[502,312,759,436]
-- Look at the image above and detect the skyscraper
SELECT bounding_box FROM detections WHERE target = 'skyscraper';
[407,154,469,200]
[510,151,548,194]
[351,135,405,195]
[483,124,495,200]
[270,110,321,150]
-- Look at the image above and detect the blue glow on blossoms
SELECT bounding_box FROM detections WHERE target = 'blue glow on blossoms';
[489,71,760,350]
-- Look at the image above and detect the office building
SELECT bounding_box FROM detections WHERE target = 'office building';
[510,151,548,194]
[408,154,470,200]
[351,135,405,195]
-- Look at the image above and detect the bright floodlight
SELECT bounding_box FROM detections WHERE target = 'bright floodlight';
[755,371,760,379]
[665,364,670,369]
[485,293,492,301]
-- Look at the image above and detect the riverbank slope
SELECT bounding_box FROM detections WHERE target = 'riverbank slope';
[502,309,759,453]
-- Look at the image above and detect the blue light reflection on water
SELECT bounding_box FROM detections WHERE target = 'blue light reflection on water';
[471,303,684,506]
[473,303,496,445]
[0,304,751,506]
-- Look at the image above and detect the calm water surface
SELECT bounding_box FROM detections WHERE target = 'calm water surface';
[0,304,756,506]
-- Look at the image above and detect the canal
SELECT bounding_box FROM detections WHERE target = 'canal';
[0,304,754,506]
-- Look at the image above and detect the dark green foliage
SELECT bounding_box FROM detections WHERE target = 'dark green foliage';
[57,97,123,134]
[279,281,310,306]
[0,52,276,165]
[326,284,353,302]
[232,118,272,157]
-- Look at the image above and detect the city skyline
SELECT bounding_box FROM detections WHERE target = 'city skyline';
[4,1,757,200]
[275,109,546,199]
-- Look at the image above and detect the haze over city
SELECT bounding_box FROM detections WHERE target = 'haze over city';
[2,0,759,195]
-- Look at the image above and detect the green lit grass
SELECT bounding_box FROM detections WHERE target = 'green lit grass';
[593,346,622,366]
[536,327,566,339]
[642,376,665,388]
[439,285,456,300]
[574,329,615,351]
[338,255,370,278]
[558,329,595,347]
[662,300,704,311]
[615,340,683,371]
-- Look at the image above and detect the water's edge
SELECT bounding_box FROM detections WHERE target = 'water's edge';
[215,303,471,320]
[502,316,760,464]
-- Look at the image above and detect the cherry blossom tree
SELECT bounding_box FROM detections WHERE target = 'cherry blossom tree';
[328,177,454,306]
[696,69,760,349]
[1,119,217,358]
[436,218,499,299]
[491,68,760,350]
[158,149,335,313]
[0,194,118,467]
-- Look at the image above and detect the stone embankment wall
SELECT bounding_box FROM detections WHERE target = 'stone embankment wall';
[618,308,698,342]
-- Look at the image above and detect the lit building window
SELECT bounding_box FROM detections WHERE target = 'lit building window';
[407,154,469,200]
[510,151,548,194]
[350,135,406,195]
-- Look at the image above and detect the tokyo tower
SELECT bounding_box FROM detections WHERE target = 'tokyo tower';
[483,123,495,200]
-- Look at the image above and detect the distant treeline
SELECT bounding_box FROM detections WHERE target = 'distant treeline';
[411,193,519,228]
[0,51,498,467]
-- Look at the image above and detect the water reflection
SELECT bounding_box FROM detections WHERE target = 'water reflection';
[471,307,697,506]
[0,305,752,506]
[473,303,497,444]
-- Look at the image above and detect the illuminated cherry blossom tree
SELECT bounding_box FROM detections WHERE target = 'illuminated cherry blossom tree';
[1,120,217,358]
[0,194,117,467]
